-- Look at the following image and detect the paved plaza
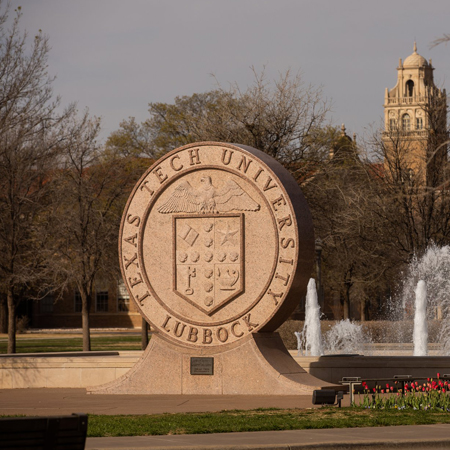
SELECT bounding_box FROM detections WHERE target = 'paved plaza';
[0,388,340,415]
[1,388,450,449]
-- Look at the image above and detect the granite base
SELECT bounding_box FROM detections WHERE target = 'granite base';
[87,332,335,395]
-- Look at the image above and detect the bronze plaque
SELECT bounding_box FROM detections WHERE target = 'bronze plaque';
[190,357,214,375]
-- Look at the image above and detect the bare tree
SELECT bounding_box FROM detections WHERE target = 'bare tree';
[367,105,450,262]
[303,129,399,320]
[0,3,74,352]
[49,113,144,351]
[330,96,449,318]
[312,92,449,320]
[431,34,450,48]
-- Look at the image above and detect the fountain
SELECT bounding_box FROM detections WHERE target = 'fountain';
[401,243,450,355]
[413,280,428,356]
[291,244,450,383]
[296,280,371,356]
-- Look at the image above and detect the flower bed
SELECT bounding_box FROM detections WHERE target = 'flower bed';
[357,374,450,410]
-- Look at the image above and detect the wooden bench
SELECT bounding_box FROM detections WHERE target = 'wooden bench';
[0,413,88,450]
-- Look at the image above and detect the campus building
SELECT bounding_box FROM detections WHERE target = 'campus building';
[31,280,142,329]
[383,43,447,186]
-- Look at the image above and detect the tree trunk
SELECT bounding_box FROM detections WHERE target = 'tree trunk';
[342,290,350,320]
[360,298,366,322]
[141,318,149,350]
[0,294,7,333]
[7,289,16,353]
[82,295,91,352]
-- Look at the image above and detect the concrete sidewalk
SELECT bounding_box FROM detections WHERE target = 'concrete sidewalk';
[85,424,450,449]
[0,388,339,415]
[1,389,449,449]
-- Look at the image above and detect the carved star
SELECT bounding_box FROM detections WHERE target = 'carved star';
[217,223,239,246]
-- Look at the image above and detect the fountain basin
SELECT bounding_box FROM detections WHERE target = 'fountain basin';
[294,353,450,384]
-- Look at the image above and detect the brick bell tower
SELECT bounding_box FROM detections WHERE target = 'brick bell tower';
[383,43,447,186]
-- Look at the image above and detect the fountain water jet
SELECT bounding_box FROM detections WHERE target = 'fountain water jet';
[296,278,323,356]
[413,280,428,356]
[401,243,450,355]
[401,244,450,318]
[324,319,371,355]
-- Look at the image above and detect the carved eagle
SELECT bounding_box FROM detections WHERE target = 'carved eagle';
[158,176,260,214]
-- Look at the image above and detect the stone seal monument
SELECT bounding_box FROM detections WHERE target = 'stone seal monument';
[89,142,332,395]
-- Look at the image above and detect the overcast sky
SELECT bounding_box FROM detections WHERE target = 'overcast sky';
[14,0,450,143]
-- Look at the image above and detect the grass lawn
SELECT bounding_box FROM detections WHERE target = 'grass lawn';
[87,407,450,437]
[0,335,142,353]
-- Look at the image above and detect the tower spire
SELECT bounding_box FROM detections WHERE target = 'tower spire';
[414,41,417,53]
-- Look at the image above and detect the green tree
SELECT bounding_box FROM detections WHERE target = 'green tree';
[107,69,332,174]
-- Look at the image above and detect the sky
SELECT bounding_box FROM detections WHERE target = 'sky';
[12,0,450,143]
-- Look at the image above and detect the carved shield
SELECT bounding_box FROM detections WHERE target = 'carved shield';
[173,213,244,315]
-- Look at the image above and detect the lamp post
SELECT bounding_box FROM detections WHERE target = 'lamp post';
[315,238,324,308]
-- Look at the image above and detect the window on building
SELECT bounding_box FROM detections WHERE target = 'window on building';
[416,117,423,130]
[96,291,109,312]
[117,280,130,312]
[74,291,82,313]
[389,119,396,130]
[402,114,411,131]
[40,295,54,314]
[406,80,414,97]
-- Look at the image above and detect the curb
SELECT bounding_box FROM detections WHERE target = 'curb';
[86,438,450,450]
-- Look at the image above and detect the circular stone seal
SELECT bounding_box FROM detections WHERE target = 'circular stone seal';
[120,142,314,349]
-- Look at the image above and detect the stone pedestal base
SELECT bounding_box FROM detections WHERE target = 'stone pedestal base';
[87,332,335,395]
